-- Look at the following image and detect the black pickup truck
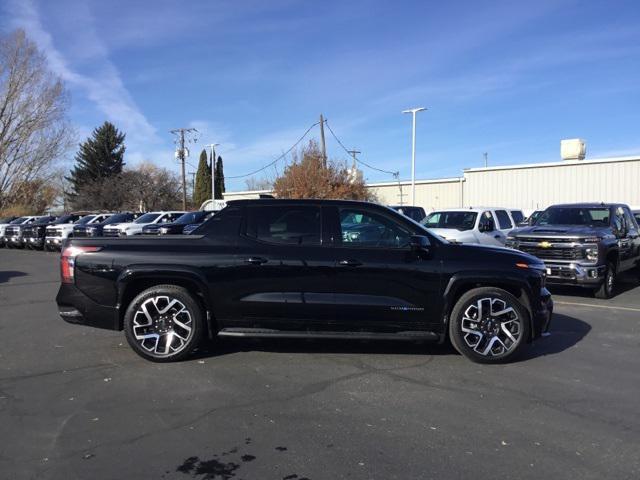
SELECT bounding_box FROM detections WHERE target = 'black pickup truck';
[506,203,640,298]
[56,199,553,364]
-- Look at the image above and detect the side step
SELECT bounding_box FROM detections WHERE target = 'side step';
[217,328,439,342]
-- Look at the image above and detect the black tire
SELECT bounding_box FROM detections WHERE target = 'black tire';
[594,262,616,299]
[449,287,530,364]
[123,284,205,362]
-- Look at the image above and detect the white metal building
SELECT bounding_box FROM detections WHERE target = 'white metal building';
[223,150,640,212]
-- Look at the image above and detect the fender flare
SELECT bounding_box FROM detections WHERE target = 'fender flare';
[116,265,215,336]
[441,271,534,340]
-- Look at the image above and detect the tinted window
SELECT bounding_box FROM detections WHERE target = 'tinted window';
[246,206,321,245]
[634,213,640,226]
[34,216,55,224]
[135,213,161,224]
[160,212,186,223]
[340,208,411,248]
[510,210,524,224]
[478,211,496,231]
[75,215,95,225]
[9,217,26,224]
[422,211,477,231]
[174,211,207,224]
[495,210,513,229]
[196,207,241,236]
[56,215,80,224]
[622,207,638,230]
[536,208,610,227]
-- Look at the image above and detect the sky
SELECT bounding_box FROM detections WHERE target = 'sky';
[2,0,640,191]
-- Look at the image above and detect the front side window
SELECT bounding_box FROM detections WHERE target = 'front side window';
[478,211,496,232]
[495,210,513,229]
[340,208,411,248]
[422,211,477,231]
[246,205,321,245]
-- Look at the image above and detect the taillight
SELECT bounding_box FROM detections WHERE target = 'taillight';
[60,246,102,284]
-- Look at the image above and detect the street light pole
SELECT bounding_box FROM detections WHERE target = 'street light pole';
[402,107,426,206]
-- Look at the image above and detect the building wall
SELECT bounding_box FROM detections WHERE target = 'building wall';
[367,178,463,211]
[463,156,640,210]
[222,155,640,212]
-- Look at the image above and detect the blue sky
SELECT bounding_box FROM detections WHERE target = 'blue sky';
[3,0,639,191]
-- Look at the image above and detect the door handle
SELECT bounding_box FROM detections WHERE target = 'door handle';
[339,259,362,267]
[245,257,268,265]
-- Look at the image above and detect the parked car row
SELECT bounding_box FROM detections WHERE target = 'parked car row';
[0,210,214,251]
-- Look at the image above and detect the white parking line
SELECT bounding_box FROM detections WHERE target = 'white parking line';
[555,300,640,313]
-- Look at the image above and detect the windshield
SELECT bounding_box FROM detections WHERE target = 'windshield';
[535,207,610,227]
[9,217,26,224]
[422,211,478,231]
[104,213,130,224]
[74,215,96,225]
[135,213,161,224]
[174,211,206,224]
[34,216,54,224]
[55,215,77,224]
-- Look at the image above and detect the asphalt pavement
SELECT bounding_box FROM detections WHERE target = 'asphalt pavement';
[1,248,639,480]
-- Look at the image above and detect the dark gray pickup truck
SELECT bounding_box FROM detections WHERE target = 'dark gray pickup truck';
[506,203,640,298]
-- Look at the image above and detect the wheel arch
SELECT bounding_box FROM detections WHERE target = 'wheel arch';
[117,266,216,338]
[442,273,534,342]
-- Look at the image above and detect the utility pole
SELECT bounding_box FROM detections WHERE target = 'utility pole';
[347,149,361,165]
[188,171,196,200]
[483,152,488,168]
[170,127,199,210]
[205,143,219,202]
[319,114,327,168]
[402,107,426,206]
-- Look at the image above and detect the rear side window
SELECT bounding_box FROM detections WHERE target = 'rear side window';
[495,210,513,229]
[246,206,321,245]
[510,210,524,224]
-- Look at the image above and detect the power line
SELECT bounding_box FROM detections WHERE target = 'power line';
[226,121,320,180]
[324,120,399,177]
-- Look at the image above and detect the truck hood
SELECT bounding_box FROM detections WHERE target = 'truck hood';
[510,225,610,238]
[445,242,543,267]
[428,228,476,243]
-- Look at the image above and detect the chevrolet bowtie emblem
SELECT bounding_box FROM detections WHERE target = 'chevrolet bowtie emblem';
[538,241,552,248]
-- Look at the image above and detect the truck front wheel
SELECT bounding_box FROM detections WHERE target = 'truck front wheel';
[449,287,530,364]
[594,262,616,299]
[123,284,205,362]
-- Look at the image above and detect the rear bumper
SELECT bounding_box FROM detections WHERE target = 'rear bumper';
[545,263,605,288]
[56,284,121,330]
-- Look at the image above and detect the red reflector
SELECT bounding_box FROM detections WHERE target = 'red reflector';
[515,262,529,269]
[60,246,102,284]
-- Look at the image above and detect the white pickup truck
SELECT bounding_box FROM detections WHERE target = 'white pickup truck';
[45,213,112,250]
[421,207,518,246]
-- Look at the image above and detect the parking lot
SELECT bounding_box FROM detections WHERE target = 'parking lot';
[1,249,639,480]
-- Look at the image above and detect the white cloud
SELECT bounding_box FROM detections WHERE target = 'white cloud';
[6,0,160,156]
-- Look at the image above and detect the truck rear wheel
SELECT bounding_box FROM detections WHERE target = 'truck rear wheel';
[449,287,530,364]
[123,285,204,362]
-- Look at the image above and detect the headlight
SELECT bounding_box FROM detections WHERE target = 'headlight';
[585,247,598,261]
[86,227,97,236]
[160,227,169,234]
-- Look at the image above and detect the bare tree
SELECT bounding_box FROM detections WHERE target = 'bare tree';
[0,29,72,210]
[273,141,375,201]
[245,176,273,191]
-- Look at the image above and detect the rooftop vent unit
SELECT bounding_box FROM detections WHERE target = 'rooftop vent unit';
[561,138,586,161]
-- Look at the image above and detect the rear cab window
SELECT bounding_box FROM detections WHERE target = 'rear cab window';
[245,205,321,245]
[494,210,513,230]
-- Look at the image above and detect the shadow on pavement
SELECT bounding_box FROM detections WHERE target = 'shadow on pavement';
[520,312,591,361]
[0,270,27,284]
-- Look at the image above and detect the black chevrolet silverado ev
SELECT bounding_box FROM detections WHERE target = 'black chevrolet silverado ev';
[506,203,640,299]
[56,199,553,364]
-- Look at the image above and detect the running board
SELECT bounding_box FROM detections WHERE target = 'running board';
[217,328,439,342]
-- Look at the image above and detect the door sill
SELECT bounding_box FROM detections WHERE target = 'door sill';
[217,328,439,342]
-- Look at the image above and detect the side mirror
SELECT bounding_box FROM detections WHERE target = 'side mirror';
[409,235,430,251]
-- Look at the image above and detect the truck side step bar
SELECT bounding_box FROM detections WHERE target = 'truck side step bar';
[217,328,439,342]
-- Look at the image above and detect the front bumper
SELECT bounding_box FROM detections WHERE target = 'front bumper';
[7,236,23,246]
[25,237,44,248]
[56,283,121,330]
[544,263,606,287]
[45,237,64,248]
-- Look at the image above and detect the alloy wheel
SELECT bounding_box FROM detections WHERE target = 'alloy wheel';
[132,296,193,356]
[460,297,522,357]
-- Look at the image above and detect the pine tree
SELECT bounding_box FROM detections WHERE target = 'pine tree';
[66,122,125,203]
[214,155,225,199]
[193,149,212,207]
